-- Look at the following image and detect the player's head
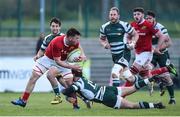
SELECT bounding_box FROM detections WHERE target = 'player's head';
[146,10,156,24]
[49,17,61,35]
[66,28,81,46]
[133,7,144,23]
[109,7,120,23]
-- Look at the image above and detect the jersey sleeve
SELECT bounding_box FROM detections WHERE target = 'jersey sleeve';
[121,21,134,34]
[156,23,169,36]
[40,36,49,51]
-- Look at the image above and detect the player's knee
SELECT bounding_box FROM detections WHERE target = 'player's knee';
[111,73,118,78]
[63,73,73,79]
[122,69,134,82]
[30,71,41,84]
[159,72,173,85]
[111,64,123,78]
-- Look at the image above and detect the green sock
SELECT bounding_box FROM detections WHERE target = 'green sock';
[53,85,60,96]
[135,78,151,89]
[139,101,154,109]
[166,85,174,99]
[112,78,120,87]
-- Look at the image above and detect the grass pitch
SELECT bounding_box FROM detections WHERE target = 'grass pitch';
[0,90,180,116]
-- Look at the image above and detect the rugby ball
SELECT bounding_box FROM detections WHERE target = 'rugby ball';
[67,48,81,63]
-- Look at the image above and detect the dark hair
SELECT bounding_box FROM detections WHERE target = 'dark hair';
[147,10,155,18]
[133,7,144,13]
[49,17,61,26]
[110,7,119,14]
[66,28,81,37]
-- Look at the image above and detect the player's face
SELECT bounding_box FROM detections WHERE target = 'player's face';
[67,35,80,46]
[109,10,119,23]
[50,22,61,35]
[146,15,154,24]
[133,11,144,23]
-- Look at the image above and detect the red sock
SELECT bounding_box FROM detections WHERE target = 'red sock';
[151,67,168,77]
[22,92,30,102]
[124,81,133,87]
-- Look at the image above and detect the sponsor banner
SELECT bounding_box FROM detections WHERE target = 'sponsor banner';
[0,57,52,92]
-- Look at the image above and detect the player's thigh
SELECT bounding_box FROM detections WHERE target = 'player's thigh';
[33,56,54,75]
[102,87,119,108]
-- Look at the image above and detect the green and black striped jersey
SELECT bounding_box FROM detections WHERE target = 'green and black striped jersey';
[152,22,169,52]
[72,77,106,102]
[152,22,169,45]
[40,32,64,51]
[100,20,133,55]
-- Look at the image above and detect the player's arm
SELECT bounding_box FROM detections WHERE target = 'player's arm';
[154,31,168,53]
[62,84,79,97]
[34,49,45,61]
[159,35,172,50]
[78,44,87,61]
[99,36,110,49]
[34,37,47,61]
[54,56,82,72]
[126,29,139,49]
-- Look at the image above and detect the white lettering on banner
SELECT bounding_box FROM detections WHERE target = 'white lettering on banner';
[0,57,52,92]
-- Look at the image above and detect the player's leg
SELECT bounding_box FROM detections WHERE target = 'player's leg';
[11,59,47,107]
[120,97,165,109]
[111,64,123,87]
[160,73,175,104]
[47,66,63,105]
[158,51,176,104]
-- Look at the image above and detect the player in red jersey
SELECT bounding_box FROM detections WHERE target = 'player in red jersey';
[124,7,176,87]
[11,28,86,109]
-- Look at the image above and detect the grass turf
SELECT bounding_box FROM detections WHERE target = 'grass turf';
[0,90,180,116]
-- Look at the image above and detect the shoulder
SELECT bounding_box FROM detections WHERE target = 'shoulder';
[144,20,154,28]
[101,21,111,28]
[155,22,165,29]
[44,34,52,40]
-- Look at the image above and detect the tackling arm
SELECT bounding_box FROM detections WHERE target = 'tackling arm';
[62,84,79,97]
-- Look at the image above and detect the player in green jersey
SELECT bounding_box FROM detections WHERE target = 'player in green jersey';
[99,7,139,87]
[146,10,177,104]
[62,70,165,109]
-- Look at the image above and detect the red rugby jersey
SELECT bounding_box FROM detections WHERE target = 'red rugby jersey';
[131,20,158,54]
[45,35,79,60]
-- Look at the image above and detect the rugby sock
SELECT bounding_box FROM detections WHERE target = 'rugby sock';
[135,78,154,89]
[124,81,133,87]
[112,78,120,87]
[53,85,60,96]
[139,101,154,109]
[22,92,30,102]
[151,67,168,77]
[166,85,174,99]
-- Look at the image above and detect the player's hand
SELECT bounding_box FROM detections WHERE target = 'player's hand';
[104,43,110,49]
[153,47,162,55]
[71,64,82,72]
[126,40,135,50]
[73,55,87,62]
[33,55,39,61]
